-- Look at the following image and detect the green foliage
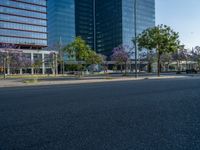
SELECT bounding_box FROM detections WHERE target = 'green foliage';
[63,36,91,61]
[86,51,104,65]
[137,25,180,54]
[32,60,43,68]
[63,36,105,65]
[32,60,43,74]
[66,64,79,71]
[137,24,180,76]
[63,37,106,75]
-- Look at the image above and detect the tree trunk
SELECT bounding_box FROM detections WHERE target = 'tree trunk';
[78,62,83,77]
[186,60,188,71]
[92,64,95,74]
[103,64,106,74]
[177,61,180,72]
[148,63,152,73]
[62,61,65,75]
[125,62,127,75]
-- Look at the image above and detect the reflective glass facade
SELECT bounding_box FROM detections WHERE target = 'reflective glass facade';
[122,0,155,47]
[0,0,47,47]
[47,0,155,56]
[48,0,95,49]
[95,0,122,55]
[96,0,155,55]
[47,0,75,48]
[75,0,95,50]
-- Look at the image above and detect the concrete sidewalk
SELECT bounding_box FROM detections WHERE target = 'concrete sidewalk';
[0,75,191,88]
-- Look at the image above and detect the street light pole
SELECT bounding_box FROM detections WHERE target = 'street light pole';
[134,0,138,78]
[3,57,6,79]
[58,36,64,75]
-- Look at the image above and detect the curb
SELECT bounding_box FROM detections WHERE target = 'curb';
[0,76,190,88]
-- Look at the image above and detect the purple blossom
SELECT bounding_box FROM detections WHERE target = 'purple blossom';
[172,48,188,62]
[111,45,129,63]
[191,46,200,61]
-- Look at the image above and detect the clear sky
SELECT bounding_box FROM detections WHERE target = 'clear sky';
[156,0,200,49]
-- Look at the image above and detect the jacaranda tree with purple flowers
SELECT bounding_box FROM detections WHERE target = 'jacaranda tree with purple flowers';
[191,46,200,70]
[0,44,17,78]
[0,43,33,76]
[172,45,188,72]
[111,45,130,73]
[9,52,28,71]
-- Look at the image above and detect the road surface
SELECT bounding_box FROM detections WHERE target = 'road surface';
[0,78,200,150]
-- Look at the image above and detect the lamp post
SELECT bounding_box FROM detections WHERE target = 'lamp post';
[3,57,6,79]
[134,0,138,78]
[58,37,64,74]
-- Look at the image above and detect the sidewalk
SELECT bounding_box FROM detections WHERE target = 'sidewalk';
[0,75,190,88]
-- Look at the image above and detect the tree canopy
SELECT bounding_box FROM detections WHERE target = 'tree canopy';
[63,36,91,61]
[86,50,104,65]
[137,25,180,76]
[111,45,129,64]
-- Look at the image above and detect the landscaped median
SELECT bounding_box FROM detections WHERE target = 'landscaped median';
[0,74,190,88]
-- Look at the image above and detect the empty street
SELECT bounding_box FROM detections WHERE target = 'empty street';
[0,78,200,150]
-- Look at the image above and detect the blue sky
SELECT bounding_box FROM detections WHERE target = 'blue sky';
[156,0,200,49]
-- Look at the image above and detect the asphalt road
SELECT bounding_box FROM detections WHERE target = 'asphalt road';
[0,78,200,150]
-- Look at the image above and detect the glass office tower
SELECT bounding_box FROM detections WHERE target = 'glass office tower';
[47,0,75,48]
[47,0,155,56]
[75,0,95,50]
[95,0,123,56]
[122,0,155,48]
[48,0,94,49]
[96,0,155,55]
[0,0,47,48]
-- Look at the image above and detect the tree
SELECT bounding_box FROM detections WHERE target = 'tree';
[191,46,200,70]
[138,51,149,72]
[137,25,180,76]
[9,52,28,73]
[160,52,173,72]
[100,54,108,74]
[63,37,91,75]
[87,51,103,65]
[172,46,188,72]
[86,51,104,73]
[48,52,58,75]
[146,50,157,73]
[50,40,65,74]
[0,44,17,78]
[0,49,32,75]
[32,60,43,74]
[63,37,91,61]
[111,45,129,73]
[0,50,7,79]
[19,54,32,73]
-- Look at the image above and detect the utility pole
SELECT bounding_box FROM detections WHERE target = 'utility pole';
[134,0,138,78]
